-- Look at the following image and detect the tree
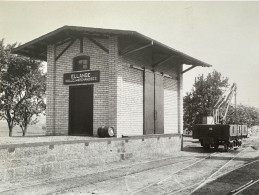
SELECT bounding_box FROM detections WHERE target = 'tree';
[15,97,46,136]
[0,39,46,136]
[183,70,229,129]
[184,70,259,129]
[227,104,259,127]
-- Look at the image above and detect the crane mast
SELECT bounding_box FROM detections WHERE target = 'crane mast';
[213,83,237,124]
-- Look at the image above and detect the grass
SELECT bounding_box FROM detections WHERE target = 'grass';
[0,114,46,137]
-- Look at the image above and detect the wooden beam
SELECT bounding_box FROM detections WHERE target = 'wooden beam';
[64,29,73,37]
[61,30,80,41]
[163,73,178,80]
[120,41,153,56]
[22,48,45,57]
[152,54,176,68]
[39,51,47,56]
[55,39,76,61]
[181,65,196,74]
[24,46,47,58]
[119,43,136,55]
[82,32,109,39]
[55,38,73,47]
[80,37,83,53]
[152,51,168,56]
[86,37,109,53]
[40,39,53,45]
[18,51,46,61]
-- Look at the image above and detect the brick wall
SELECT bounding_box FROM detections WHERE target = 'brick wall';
[116,49,181,136]
[46,45,55,135]
[45,35,183,137]
[46,38,110,136]
[0,134,182,182]
[108,37,120,135]
[177,66,183,134]
[118,65,144,137]
[164,77,178,134]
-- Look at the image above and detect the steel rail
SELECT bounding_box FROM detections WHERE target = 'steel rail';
[168,149,242,195]
[190,147,248,194]
[212,159,259,182]
[49,156,198,195]
[232,179,259,195]
[167,147,257,195]
[167,158,259,195]
[230,180,254,193]
[130,152,219,195]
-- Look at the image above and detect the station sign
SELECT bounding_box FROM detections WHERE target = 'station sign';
[63,70,100,84]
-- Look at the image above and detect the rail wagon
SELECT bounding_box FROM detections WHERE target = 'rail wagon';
[192,83,248,151]
[193,124,247,150]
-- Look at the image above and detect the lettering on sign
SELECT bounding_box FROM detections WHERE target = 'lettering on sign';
[63,70,100,84]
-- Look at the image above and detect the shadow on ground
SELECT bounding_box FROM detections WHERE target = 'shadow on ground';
[191,161,259,195]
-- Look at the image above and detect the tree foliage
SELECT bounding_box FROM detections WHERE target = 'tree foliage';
[183,69,259,129]
[227,104,259,127]
[0,39,46,136]
[183,70,229,128]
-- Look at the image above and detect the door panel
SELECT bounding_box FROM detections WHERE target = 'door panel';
[155,73,164,134]
[144,71,155,134]
[69,85,93,135]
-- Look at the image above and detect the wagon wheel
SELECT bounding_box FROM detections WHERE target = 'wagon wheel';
[224,144,229,152]
[214,140,219,150]
[200,139,204,146]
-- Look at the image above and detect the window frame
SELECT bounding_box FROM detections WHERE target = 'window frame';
[73,55,90,71]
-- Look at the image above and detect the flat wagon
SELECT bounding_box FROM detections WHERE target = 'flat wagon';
[193,124,248,150]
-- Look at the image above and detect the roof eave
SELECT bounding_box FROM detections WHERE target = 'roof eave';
[12,26,213,67]
[134,32,212,67]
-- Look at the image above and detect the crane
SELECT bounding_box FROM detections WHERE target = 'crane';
[213,83,237,124]
[192,82,247,151]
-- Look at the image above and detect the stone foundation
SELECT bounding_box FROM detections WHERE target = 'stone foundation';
[0,134,182,182]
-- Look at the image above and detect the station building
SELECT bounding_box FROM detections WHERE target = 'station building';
[13,26,211,138]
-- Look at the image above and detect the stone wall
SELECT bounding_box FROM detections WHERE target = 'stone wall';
[0,134,182,182]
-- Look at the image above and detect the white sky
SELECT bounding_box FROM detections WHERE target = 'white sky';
[1,1,259,108]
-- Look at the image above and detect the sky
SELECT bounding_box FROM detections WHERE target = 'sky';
[1,1,259,108]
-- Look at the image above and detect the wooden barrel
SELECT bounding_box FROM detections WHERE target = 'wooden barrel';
[97,126,114,137]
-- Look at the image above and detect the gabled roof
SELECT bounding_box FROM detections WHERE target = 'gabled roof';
[12,25,212,67]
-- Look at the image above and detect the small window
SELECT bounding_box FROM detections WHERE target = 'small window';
[73,56,90,71]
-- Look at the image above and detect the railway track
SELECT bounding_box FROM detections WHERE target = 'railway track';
[189,147,250,194]
[172,147,259,195]
[47,152,214,195]
[130,152,219,195]
[48,152,215,195]
[128,146,258,195]
[0,154,204,195]
[50,155,203,195]
[54,141,259,195]
[51,143,258,195]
